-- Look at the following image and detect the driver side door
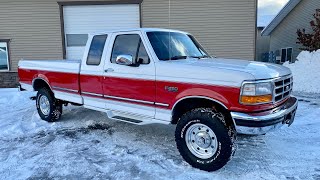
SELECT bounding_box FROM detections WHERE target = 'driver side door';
[102,31,156,118]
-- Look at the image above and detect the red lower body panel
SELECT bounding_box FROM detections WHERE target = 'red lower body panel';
[18,68,282,113]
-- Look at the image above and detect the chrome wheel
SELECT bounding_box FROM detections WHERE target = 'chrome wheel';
[39,95,50,116]
[185,123,218,159]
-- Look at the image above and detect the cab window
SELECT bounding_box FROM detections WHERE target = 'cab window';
[86,34,108,66]
[110,34,150,64]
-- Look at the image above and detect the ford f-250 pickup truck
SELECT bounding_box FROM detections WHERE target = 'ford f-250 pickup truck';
[18,28,298,171]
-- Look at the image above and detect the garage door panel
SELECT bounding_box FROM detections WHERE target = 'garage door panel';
[65,47,86,60]
[63,4,140,59]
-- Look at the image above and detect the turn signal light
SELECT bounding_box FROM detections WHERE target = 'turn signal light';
[240,95,272,105]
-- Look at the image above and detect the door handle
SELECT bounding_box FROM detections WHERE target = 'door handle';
[104,68,114,73]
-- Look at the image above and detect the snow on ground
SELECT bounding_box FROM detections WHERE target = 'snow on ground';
[284,50,320,94]
[0,89,320,180]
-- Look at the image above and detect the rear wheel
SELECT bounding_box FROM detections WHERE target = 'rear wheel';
[175,108,236,171]
[36,88,62,122]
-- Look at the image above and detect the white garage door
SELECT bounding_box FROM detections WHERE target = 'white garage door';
[63,4,140,59]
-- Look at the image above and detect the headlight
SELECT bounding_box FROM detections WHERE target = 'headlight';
[240,82,273,105]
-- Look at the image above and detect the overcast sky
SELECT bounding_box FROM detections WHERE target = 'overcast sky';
[258,0,289,27]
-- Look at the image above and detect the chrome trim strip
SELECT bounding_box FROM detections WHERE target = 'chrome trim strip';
[82,91,103,97]
[84,93,168,107]
[155,102,170,107]
[103,95,154,105]
[172,96,228,112]
[52,86,78,93]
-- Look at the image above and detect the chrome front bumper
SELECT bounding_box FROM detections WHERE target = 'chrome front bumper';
[231,97,298,135]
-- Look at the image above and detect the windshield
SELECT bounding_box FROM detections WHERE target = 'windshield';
[146,31,210,60]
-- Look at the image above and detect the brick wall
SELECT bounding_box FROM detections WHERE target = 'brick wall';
[0,72,19,88]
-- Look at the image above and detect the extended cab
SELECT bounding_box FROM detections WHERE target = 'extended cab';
[18,28,298,171]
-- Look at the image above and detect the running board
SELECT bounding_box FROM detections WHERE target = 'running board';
[112,116,143,124]
[83,105,170,125]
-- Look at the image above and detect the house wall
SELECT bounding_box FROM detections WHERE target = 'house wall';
[0,0,257,87]
[256,27,270,61]
[269,0,320,60]
[142,0,257,60]
[0,72,18,88]
[0,0,63,71]
[0,0,63,87]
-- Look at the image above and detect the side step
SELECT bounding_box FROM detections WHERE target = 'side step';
[112,116,143,124]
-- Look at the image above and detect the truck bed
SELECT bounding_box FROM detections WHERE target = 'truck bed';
[19,59,81,72]
[18,59,82,103]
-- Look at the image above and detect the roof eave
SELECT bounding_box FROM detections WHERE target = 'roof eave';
[261,0,301,36]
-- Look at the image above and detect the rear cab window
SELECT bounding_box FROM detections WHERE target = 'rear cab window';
[86,34,108,66]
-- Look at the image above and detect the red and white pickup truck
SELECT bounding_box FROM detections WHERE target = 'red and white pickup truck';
[18,28,298,171]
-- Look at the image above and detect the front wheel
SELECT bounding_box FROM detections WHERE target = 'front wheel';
[36,88,62,122]
[175,108,236,171]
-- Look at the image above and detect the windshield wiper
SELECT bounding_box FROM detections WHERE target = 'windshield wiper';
[192,55,211,59]
[164,55,189,60]
[164,55,211,61]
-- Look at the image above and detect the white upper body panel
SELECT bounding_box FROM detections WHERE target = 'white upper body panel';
[18,60,81,73]
[19,28,292,87]
[155,57,291,87]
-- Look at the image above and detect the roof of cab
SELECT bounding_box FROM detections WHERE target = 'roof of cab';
[88,28,189,36]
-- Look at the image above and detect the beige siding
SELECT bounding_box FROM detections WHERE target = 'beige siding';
[0,0,63,71]
[269,0,320,60]
[256,28,270,61]
[142,0,257,60]
[0,0,257,72]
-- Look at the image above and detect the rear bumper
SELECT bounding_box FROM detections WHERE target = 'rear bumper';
[231,97,298,135]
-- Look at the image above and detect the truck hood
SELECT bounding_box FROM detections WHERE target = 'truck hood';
[193,58,291,79]
[156,58,292,87]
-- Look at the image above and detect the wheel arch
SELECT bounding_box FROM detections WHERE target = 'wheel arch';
[32,78,53,93]
[171,96,235,128]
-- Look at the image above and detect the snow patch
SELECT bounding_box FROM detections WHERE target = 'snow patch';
[284,50,320,93]
[0,88,320,179]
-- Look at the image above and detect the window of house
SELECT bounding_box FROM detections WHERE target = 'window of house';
[110,34,150,64]
[281,47,293,63]
[66,34,88,47]
[0,41,9,71]
[86,34,108,66]
[287,48,293,63]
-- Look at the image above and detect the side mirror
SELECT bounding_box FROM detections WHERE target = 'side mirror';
[115,55,134,66]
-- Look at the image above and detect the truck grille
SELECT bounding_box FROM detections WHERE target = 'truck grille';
[274,76,293,102]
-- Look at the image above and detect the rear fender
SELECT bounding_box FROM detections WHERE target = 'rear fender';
[32,76,53,92]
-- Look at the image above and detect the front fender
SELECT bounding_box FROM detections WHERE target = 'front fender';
[170,87,232,109]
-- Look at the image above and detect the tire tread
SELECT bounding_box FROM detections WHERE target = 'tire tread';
[175,108,236,171]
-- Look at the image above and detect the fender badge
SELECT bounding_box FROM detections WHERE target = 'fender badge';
[165,86,178,92]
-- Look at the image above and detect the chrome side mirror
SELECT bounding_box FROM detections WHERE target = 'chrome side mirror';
[115,55,134,66]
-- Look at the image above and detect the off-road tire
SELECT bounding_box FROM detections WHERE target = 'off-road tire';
[36,88,62,122]
[175,108,236,171]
